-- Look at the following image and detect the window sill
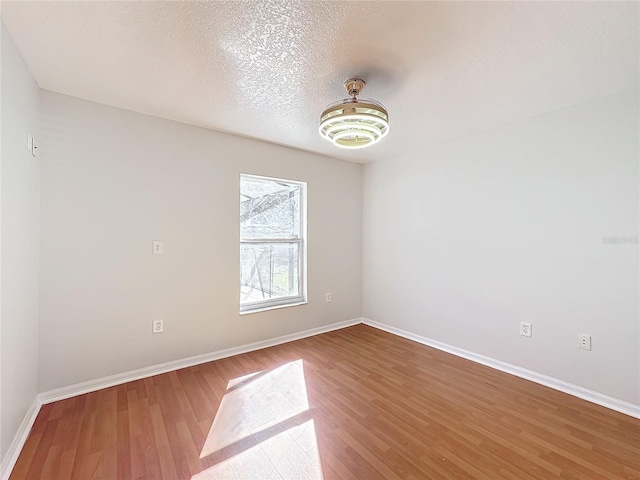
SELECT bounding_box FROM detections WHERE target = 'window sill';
[240,301,308,316]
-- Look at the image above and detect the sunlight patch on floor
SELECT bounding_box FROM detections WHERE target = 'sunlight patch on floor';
[195,359,323,479]
[193,419,322,480]
[226,370,264,390]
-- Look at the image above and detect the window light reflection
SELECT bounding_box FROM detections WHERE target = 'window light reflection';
[194,359,323,479]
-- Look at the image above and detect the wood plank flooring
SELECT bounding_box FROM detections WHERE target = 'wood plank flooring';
[10,324,640,479]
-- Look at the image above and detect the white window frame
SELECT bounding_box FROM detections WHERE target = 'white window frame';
[240,174,307,314]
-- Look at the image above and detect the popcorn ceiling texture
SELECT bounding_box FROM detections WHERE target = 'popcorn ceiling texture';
[1,1,638,163]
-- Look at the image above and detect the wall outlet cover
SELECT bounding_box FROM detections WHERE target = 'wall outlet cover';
[578,334,591,350]
[520,322,532,337]
[152,320,164,334]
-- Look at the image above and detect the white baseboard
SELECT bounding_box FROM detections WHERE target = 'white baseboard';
[1,397,42,480]
[1,318,360,480]
[39,317,361,405]
[362,317,640,419]
[4,315,637,480]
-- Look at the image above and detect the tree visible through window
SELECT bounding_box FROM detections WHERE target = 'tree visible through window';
[240,174,306,312]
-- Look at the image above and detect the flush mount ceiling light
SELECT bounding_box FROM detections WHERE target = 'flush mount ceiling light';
[319,78,389,149]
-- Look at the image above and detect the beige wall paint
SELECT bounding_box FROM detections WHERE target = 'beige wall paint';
[38,91,362,392]
[363,89,640,404]
[2,26,638,467]
[0,21,40,462]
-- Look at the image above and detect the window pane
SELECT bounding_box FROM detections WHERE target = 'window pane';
[241,176,300,239]
[240,242,300,303]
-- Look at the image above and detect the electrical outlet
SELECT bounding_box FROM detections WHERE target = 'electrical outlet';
[326,293,332,303]
[578,334,591,350]
[152,320,163,334]
[520,322,532,337]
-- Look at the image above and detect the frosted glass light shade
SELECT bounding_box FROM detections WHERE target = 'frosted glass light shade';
[319,98,390,149]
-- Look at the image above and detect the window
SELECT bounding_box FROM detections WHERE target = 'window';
[240,174,306,313]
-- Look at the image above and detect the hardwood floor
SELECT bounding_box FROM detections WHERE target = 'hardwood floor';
[10,324,640,479]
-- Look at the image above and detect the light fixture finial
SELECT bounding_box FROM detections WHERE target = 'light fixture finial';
[344,78,366,98]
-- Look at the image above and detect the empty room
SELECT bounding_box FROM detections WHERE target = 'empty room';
[1,1,638,479]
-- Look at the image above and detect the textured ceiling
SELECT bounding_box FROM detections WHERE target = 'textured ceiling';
[2,1,638,163]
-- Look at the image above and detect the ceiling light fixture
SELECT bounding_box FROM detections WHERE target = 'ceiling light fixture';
[319,78,389,149]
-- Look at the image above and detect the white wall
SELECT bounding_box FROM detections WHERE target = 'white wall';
[363,88,640,405]
[0,21,40,462]
[38,91,362,391]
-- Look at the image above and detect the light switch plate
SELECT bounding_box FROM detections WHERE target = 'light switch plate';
[152,240,163,255]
